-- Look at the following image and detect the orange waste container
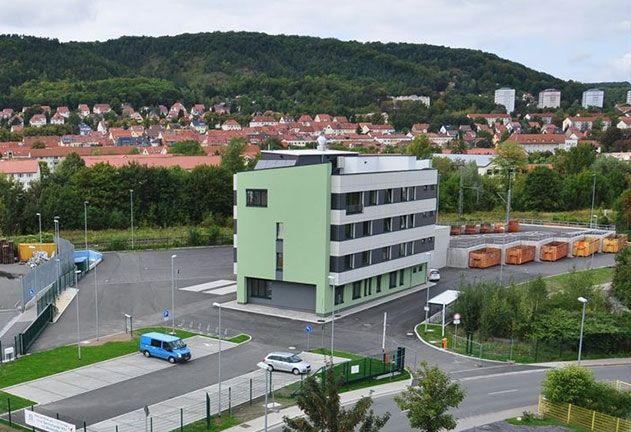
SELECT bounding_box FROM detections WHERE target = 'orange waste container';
[442,337,448,349]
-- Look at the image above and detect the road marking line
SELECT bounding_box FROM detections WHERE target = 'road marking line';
[488,389,518,395]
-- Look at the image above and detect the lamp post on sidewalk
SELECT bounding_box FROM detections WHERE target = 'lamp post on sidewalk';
[171,254,177,334]
[328,275,336,362]
[577,296,588,365]
[213,302,223,416]
[589,174,596,229]
[74,269,82,360]
[129,189,135,250]
[257,362,273,432]
[36,212,42,244]
[53,216,60,254]
[83,201,89,251]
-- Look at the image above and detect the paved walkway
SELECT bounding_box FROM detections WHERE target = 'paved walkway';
[52,288,77,323]
[87,352,346,432]
[219,282,435,323]
[4,336,236,404]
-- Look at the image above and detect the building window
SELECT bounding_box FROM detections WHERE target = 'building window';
[364,278,372,296]
[389,272,397,289]
[361,250,371,266]
[401,187,408,202]
[385,189,393,204]
[246,189,268,207]
[368,190,378,206]
[276,222,284,240]
[335,286,344,305]
[345,223,355,239]
[376,276,382,293]
[381,247,391,261]
[413,266,417,273]
[363,221,372,236]
[400,215,408,230]
[344,254,354,270]
[408,241,414,255]
[276,252,284,271]
[346,192,363,214]
[409,187,416,200]
[352,281,362,299]
[384,218,392,232]
[399,243,406,257]
[399,269,405,286]
[408,214,415,228]
[249,278,271,299]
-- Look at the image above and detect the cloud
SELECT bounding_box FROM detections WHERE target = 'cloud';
[0,0,97,30]
[569,53,592,64]
[613,52,631,74]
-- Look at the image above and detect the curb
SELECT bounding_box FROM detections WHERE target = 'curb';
[413,322,509,365]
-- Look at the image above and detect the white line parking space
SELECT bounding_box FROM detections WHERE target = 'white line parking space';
[88,353,347,432]
[4,336,237,405]
[179,280,234,293]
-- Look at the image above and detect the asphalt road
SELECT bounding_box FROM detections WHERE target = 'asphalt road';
[17,246,617,427]
[268,365,631,432]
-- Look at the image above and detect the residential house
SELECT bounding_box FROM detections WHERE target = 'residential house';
[437,154,498,176]
[249,116,278,128]
[29,114,47,128]
[82,154,221,171]
[221,119,242,131]
[360,123,395,134]
[0,159,40,188]
[213,103,230,114]
[78,123,93,135]
[510,133,574,153]
[50,113,65,125]
[191,119,208,134]
[56,106,70,118]
[411,123,430,134]
[158,105,168,116]
[467,113,511,127]
[525,113,554,125]
[537,89,561,109]
[314,114,333,123]
[617,118,631,130]
[562,116,611,132]
[297,115,313,125]
[97,120,108,134]
[1,108,14,119]
[78,104,91,118]
[93,104,112,115]
[191,104,206,117]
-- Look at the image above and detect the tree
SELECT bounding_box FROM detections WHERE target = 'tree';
[262,137,284,150]
[168,140,205,155]
[494,140,527,172]
[407,135,438,159]
[395,362,465,432]
[30,140,46,149]
[554,144,596,176]
[542,365,595,406]
[282,367,390,432]
[521,167,562,211]
[221,137,247,174]
[612,247,631,309]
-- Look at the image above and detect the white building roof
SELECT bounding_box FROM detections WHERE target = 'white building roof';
[428,289,459,306]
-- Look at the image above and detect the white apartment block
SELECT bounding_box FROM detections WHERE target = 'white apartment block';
[582,89,604,109]
[538,89,561,109]
[494,88,515,113]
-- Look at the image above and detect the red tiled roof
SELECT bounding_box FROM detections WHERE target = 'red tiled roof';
[0,159,39,174]
[82,155,221,170]
[510,133,565,144]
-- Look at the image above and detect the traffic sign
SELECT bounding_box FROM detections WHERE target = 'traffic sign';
[423,306,430,312]
[28,288,35,297]
[305,325,313,333]
[453,313,461,320]
[163,309,170,321]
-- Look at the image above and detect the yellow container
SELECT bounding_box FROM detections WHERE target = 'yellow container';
[18,243,57,262]
[572,236,600,257]
[603,234,628,253]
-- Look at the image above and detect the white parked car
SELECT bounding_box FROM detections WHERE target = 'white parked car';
[428,269,440,282]
[262,352,311,375]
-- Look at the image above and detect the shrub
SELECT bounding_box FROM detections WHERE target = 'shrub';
[542,365,594,405]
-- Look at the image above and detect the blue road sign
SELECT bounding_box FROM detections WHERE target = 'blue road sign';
[163,309,170,321]
[28,288,35,297]
[305,325,313,333]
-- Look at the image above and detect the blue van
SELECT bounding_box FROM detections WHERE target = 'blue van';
[140,332,191,363]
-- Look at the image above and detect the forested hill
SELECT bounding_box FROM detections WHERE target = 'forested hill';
[0,32,619,116]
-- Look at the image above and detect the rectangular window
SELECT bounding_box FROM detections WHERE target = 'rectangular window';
[346,192,363,214]
[276,222,284,240]
[381,246,391,261]
[276,252,283,271]
[246,189,268,207]
[399,269,405,286]
[345,223,355,240]
[352,281,362,299]
[399,243,406,257]
[249,278,272,299]
[335,286,344,305]
[400,215,407,230]
[364,278,372,296]
[376,276,382,293]
[363,221,372,236]
[413,266,417,273]
[361,250,371,266]
[409,187,416,201]
[385,189,393,204]
[401,187,408,202]
[389,271,397,289]
[408,241,414,255]
[384,218,392,232]
[344,254,354,270]
[368,190,378,206]
[409,214,415,228]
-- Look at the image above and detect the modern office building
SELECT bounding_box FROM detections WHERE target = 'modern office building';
[537,89,561,109]
[626,90,631,105]
[581,88,604,108]
[233,144,440,316]
[494,87,516,113]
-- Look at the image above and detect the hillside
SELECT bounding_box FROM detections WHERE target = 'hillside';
[0,32,624,119]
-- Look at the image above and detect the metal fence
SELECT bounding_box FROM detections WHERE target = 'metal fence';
[76,234,233,252]
[324,348,405,387]
[538,395,631,432]
[21,238,75,309]
[17,304,54,355]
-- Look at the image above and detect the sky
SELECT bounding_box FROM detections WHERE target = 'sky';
[0,0,630,84]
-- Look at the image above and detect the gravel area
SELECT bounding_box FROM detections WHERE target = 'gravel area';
[463,421,572,431]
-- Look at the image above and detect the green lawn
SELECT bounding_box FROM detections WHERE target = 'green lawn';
[0,392,34,414]
[540,267,614,293]
[0,418,32,432]
[0,327,249,388]
[309,348,364,360]
[176,415,238,432]
[506,416,590,431]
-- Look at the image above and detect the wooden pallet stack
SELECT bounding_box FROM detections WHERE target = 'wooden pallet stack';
[0,239,15,264]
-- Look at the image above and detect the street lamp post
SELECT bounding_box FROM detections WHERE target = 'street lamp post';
[256,362,273,432]
[171,254,177,334]
[213,302,223,416]
[328,275,335,362]
[83,201,89,251]
[53,216,60,254]
[36,213,42,244]
[74,269,82,360]
[589,174,596,229]
[577,297,588,365]
[129,189,135,250]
